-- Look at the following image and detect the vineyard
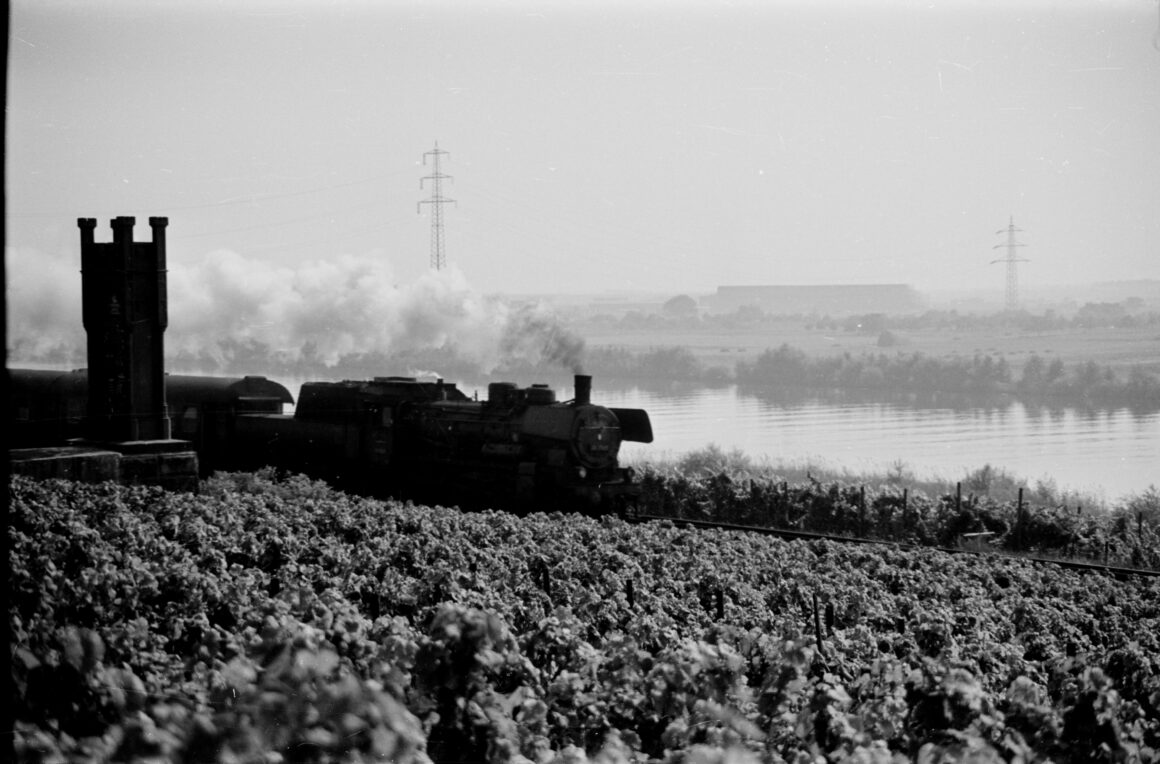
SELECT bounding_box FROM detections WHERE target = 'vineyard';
[635,467,1160,572]
[9,471,1160,763]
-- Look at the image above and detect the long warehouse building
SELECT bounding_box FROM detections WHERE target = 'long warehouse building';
[703,284,925,315]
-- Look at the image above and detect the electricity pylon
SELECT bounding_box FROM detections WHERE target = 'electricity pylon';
[418,142,455,271]
[991,216,1029,311]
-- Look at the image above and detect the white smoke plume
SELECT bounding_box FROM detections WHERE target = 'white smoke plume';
[500,303,586,374]
[5,245,85,364]
[6,244,584,374]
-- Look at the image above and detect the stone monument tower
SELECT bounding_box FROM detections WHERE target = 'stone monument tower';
[77,216,172,443]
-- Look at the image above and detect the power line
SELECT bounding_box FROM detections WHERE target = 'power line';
[171,197,396,241]
[7,170,408,219]
[192,216,397,259]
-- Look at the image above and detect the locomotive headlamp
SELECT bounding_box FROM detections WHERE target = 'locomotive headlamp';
[577,467,587,479]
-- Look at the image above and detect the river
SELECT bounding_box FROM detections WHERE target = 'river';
[594,384,1158,502]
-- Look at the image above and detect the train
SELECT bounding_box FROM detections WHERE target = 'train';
[8,368,653,514]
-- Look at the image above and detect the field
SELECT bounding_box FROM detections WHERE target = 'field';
[10,472,1160,763]
[577,320,1160,378]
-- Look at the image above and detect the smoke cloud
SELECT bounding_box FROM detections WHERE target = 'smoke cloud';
[499,304,586,374]
[6,245,585,375]
[5,245,85,364]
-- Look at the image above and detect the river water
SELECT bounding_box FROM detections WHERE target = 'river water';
[592,384,1158,502]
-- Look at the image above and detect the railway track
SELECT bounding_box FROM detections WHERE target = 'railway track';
[624,512,1160,579]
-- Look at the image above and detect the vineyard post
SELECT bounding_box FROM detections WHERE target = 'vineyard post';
[1104,539,1109,564]
[812,591,827,659]
[956,482,962,512]
[859,485,867,537]
[903,488,909,528]
[626,579,635,610]
[1017,488,1025,551]
[716,588,724,621]
[1139,513,1144,539]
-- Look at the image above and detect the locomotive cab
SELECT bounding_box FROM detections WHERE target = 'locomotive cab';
[166,375,294,474]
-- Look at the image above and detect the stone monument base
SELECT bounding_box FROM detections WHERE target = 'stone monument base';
[9,440,199,493]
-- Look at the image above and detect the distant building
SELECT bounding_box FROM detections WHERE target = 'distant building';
[702,284,925,316]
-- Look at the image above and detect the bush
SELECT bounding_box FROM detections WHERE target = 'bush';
[1117,486,1160,529]
[676,445,756,478]
[877,330,900,347]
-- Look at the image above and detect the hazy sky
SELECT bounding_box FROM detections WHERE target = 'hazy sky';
[7,0,1160,306]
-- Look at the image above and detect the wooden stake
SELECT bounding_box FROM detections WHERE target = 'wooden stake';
[859,486,867,536]
[1017,488,1025,550]
[812,592,827,659]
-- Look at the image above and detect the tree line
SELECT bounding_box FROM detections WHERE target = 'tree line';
[152,339,1160,410]
[579,344,1160,410]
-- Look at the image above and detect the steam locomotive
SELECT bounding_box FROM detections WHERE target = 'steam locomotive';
[9,368,653,514]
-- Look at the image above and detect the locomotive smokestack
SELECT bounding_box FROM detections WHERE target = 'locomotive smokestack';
[574,374,591,406]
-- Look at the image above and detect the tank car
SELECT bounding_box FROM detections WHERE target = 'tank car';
[9,369,90,447]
